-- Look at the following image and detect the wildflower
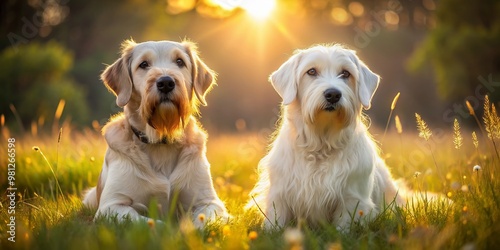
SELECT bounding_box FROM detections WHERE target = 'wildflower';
[462,206,468,213]
[358,210,364,217]
[461,185,469,192]
[198,213,205,223]
[473,165,481,172]
[222,225,231,236]
[447,192,452,198]
[415,113,432,141]
[90,156,95,162]
[147,218,155,228]
[284,228,303,246]
[248,230,258,240]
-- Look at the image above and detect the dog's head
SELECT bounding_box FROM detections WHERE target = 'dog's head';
[102,39,215,139]
[270,44,379,128]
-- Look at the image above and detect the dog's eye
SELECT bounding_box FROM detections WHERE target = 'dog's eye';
[139,61,149,69]
[306,68,317,76]
[176,58,185,68]
[338,70,351,79]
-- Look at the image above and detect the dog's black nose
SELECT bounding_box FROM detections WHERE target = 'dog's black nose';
[156,76,175,94]
[324,88,342,104]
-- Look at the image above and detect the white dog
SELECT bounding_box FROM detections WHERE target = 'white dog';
[83,40,228,227]
[248,44,406,230]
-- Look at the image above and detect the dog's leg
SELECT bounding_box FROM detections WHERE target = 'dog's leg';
[373,161,406,206]
[171,152,228,228]
[336,197,376,231]
[96,203,150,222]
[263,192,290,229]
[96,154,170,222]
[82,187,98,209]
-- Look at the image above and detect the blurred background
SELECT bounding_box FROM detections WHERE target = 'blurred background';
[1,0,499,135]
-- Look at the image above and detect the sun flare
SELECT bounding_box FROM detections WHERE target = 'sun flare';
[211,0,276,21]
[239,0,276,20]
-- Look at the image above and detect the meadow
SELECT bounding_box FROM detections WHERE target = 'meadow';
[1,98,500,250]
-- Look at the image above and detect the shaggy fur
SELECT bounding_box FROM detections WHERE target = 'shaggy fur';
[83,40,228,227]
[248,44,406,230]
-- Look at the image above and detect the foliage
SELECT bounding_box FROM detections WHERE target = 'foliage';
[409,0,500,101]
[0,42,90,129]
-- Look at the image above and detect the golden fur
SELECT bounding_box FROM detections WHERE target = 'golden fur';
[83,40,227,227]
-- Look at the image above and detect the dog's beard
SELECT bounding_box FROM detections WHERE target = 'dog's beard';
[301,92,356,131]
[140,86,191,141]
[294,88,359,157]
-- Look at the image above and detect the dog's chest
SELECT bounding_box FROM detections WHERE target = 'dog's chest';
[281,157,346,220]
[142,144,181,176]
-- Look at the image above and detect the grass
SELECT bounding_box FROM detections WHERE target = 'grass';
[1,106,500,249]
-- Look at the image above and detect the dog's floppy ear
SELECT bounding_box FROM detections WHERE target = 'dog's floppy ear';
[357,61,380,109]
[183,41,216,106]
[270,51,302,105]
[101,40,135,107]
[351,52,380,110]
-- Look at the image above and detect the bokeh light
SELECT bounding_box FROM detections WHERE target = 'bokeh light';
[348,2,364,17]
[330,7,353,25]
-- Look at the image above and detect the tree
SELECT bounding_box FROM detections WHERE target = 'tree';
[0,42,90,130]
[409,0,500,102]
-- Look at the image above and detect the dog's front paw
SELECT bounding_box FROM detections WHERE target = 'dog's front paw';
[192,207,230,228]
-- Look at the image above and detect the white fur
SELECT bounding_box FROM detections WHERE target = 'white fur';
[248,44,405,230]
[83,40,228,228]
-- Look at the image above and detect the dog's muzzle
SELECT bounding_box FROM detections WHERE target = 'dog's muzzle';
[156,76,175,102]
[323,88,341,111]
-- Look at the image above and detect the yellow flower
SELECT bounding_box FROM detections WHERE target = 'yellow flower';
[147,218,155,228]
[198,213,205,223]
[222,225,231,236]
[248,231,258,240]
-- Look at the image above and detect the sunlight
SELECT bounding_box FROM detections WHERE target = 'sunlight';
[239,0,276,21]
[210,0,276,21]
